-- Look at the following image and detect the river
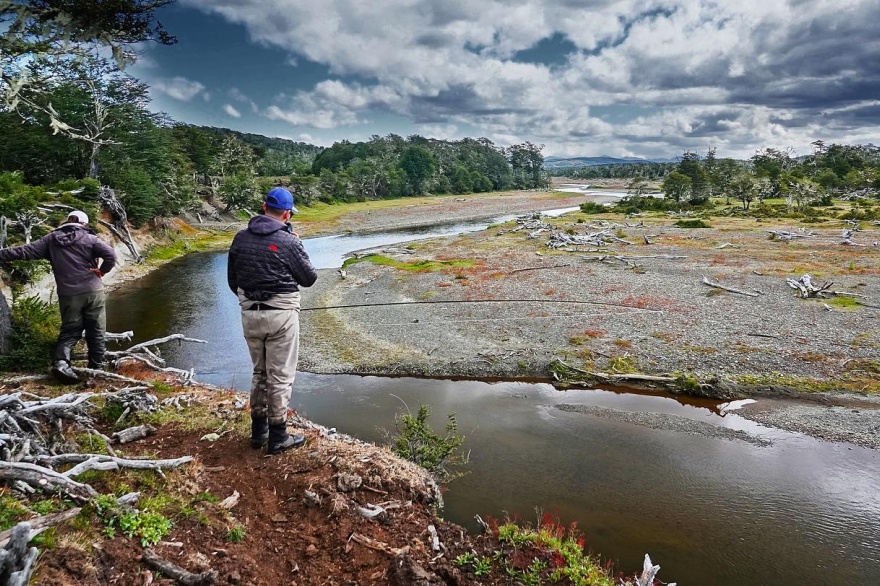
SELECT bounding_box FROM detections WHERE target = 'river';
[106,212,880,585]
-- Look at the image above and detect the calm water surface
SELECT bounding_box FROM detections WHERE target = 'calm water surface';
[107,219,880,585]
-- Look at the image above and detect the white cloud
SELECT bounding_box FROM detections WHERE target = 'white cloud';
[151,76,206,101]
[223,104,242,118]
[180,0,880,157]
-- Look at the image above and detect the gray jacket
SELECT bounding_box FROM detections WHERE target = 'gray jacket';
[0,224,117,296]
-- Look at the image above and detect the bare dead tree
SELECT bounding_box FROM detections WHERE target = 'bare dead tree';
[98,187,143,262]
[12,211,46,245]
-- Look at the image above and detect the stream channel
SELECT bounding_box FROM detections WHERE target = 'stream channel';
[107,210,880,585]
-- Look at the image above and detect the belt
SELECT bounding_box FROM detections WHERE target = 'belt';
[245,303,281,311]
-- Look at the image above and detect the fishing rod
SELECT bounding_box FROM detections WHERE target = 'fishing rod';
[302,298,661,312]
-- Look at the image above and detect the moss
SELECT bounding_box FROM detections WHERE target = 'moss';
[826,295,859,308]
[343,254,475,272]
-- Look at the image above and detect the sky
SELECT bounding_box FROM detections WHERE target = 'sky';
[130,0,880,160]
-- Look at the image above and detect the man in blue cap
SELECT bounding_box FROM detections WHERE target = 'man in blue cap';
[227,187,317,454]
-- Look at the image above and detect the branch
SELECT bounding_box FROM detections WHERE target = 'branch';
[702,276,760,297]
[141,549,217,586]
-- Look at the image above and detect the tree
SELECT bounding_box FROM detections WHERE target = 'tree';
[399,146,435,195]
[218,169,259,213]
[728,174,756,210]
[661,171,691,203]
[676,151,709,203]
[1,0,176,143]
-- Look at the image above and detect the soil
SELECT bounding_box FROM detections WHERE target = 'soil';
[24,382,574,586]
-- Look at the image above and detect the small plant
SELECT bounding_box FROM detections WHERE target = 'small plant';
[674,219,711,228]
[390,404,467,483]
[227,524,246,542]
[93,494,173,547]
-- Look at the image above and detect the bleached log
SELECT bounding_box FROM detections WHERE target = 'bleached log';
[348,532,409,556]
[141,549,217,586]
[767,229,813,240]
[106,331,134,343]
[0,508,82,548]
[701,276,760,297]
[218,491,240,510]
[18,393,94,415]
[1,523,39,586]
[0,461,98,499]
[125,334,208,354]
[112,424,157,444]
[786,274,833,298]
[34,453,192,472]
[70,367,145,385]
[427,524,440,552]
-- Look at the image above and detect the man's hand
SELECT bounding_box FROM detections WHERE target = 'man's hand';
[89,268,105,278]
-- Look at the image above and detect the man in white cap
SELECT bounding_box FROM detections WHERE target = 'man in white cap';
[0,210,116,382]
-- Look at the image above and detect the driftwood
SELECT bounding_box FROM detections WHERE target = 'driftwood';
[112,424,157,444]
[701,276,760,297]
[348,532,409,556]
[551,360,677,385]
[142,549,217,586]
[0,508,81,548]
[635,554,676,586]
[768,229,814,240]
[0,523,39,586]
[786,274,833,298]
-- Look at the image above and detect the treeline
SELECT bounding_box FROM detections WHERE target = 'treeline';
[294,136,547,204]
[564,145,880,212]
[0,72,548,231]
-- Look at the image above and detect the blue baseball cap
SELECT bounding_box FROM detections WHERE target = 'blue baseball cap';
[265,187,299,213]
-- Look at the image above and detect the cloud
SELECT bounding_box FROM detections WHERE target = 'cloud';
[180,0,880,157]
[223,104,242,118]
[150,76,206,101]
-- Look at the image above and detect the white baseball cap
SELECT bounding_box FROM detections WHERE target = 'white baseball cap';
[67,210,89,224]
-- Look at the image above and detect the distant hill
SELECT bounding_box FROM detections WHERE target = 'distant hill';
[544,155,675,169]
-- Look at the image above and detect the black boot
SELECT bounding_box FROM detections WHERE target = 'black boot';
[51,360,80,384]
[251,415,269,449]
[267,423,305,455]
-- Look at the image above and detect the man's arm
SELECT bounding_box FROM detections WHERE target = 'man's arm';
[0,237,50,262]
[288,238,317,288]
[92,239,117,275]
[226,239,240,294]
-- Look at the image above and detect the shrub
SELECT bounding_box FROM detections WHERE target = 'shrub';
[0,295,60,371]
[390,404,467,483]
[674,219,711,228]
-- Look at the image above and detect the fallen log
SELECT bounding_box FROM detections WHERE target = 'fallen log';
[141,549,217,586]
[112,424,157,444]
[0,461,97,499]
[0,523,39,586]
[0,508,81,548]
[348,532,409,556]
[786,274,833,298]
[701,276,760,297]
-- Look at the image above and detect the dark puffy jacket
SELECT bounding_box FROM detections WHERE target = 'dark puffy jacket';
[227,215,317,297]
[0,224,116,296]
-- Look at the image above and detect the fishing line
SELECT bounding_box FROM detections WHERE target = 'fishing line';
[301,298,662,313]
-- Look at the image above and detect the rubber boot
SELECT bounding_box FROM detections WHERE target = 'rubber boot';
[51,360,80,384]
[251,415,269,449]
[267,423,305,455]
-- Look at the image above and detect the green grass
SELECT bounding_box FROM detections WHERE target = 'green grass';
[342,254,476,272]
[826,295,859,308]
